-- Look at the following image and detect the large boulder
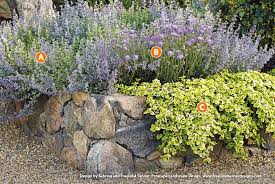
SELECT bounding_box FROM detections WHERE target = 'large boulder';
[63,101,82,137]
[26,95,49,137]
[60,146,84,170]
[43,132,64,156]
[45,95,71,134]
[134,158,159,172]
[63,129,73,147]
[113,119,158,158]
[262,133,275,151]
[15,0,55,18]
[83,95,116,139]
[86,140,134,175]
[158,156,183,169]
[0,0,12,19]
[218,146,234,161]
[147,150,161,161]
[72,92,90,107]
[73,130,90,160]
[108,93,146,120]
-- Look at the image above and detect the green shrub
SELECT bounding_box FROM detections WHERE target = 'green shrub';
[203,0,275,46]
[117,71,275,162]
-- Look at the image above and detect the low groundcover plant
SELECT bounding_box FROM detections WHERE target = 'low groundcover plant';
[117,71,275,162]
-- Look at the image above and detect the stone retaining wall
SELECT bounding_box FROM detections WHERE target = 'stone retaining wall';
[24,92,160,174]
[3,92,275,175]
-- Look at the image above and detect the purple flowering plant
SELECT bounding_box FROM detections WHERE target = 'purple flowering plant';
[115,4,274,84]
[116,6,219,84]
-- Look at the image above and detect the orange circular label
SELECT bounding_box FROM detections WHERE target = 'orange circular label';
[196,102,208,112]
[150,46,162,59]
[35,51,47,63]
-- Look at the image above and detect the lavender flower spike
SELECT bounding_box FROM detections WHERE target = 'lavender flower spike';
[167,50,174,57]
[124,55,131,61]
[133,55,139,61]
[176,54,184,60]
[187,38,196,46]
[197,36,204,42]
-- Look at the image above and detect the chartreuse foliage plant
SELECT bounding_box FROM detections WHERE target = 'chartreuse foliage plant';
[117,71,275,162]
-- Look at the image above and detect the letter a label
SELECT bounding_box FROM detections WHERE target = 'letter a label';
[35,51,47,63]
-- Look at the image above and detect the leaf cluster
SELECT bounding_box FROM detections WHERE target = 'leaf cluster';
[204,0,275,46]
[117,71,275,162]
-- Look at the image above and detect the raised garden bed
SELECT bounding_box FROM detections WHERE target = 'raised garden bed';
[0,0,274,177]
[1,91,273,175]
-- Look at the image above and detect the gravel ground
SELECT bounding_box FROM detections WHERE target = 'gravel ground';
[1,123,275,184]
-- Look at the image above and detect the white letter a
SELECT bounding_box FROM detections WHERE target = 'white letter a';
[39,54,44,61]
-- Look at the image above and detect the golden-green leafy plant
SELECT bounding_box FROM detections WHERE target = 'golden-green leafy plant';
[117,71,275,162]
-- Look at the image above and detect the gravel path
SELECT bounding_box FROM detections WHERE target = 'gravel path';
[1,123,275,184]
